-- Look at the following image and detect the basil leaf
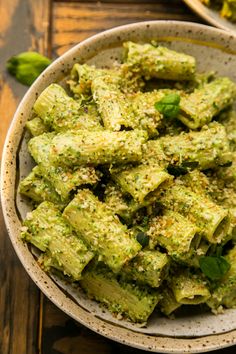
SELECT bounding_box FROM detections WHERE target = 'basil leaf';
[167,161,199,177]
[219,161,233,168]
[7,52,51,86]
[136,232,149,247]
[167,164,188,177]
[199,256,230,281]
[154,93,180,118]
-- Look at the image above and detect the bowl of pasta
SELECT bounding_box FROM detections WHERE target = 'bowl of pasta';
[183,0,236,32]
[1,20,236,353]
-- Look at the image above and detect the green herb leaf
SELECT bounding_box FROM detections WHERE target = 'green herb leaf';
[167,161,199,177]
[219,161,233,168]
[154,93,180,118]
[136,232,149,247]
[199,256,230,281]
[167,164,188,177]
[7,52,52,86]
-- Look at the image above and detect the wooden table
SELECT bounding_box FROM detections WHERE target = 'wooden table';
[0,1,235,353]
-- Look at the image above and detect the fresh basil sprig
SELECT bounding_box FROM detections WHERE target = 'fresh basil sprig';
[199,256,230,281]
[7,52,51,86]
[136,232,149,248]
[154,93,181,118]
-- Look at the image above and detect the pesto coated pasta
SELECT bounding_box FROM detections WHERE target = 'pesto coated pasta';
[20,41,236,324]
[200,0,236,22]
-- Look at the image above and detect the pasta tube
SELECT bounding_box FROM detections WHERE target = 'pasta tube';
[176,240,210,269]
[216,156,236,189]
[80,263,160,322]
[68,63,111,96]
[26,116,49,136]
[148,210,210,269]
[128,90,168,136]
[159,286,182,316]
[142,139,169,167]
[105,182,162,223]
[170,269,210,305]
[178,170,210,196]
[19,166,66,208]
[34,84,103,132]
[123,41,196,80]
[104,183,140,222]
[159,183,230,243]
[28,133,99,200]
[179,77,236,129]
[147,210,200,257]
[21,202,94,280]
[121,250,169,288]
[112,163,172,202]
[63,189,141,272]
[92,73,133,131]
[160,122,232,170]
[90,68,175,134]
[181,171,236,244]
[48,129,148,168]
[104,183,137,222]
[219,110,236,150]
[93,76,166,134]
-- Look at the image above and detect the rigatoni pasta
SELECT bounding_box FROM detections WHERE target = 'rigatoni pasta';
[159,286,182,316]
[28,132,100,200]
[80,262,161,323]
[170,269,211,305]
[158,182,231,243]
[20,41,236,323]
[26,116,49,136]
[34,83,103,132]
[91,73,131,131]
[147,210,200,257]
[47,129,148,168]
[112,163,172,202]
[63,189,141,273]
[19,166,66,208]
[68,63,110,96]
[121,249,169,288]
[21,202,94,280]
[179,77,236,129]
[123,41,196,80]
[160,122,232,170]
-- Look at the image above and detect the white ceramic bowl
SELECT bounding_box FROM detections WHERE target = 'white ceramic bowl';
[1,21,236,353]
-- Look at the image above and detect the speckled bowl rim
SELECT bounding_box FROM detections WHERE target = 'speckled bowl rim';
[1,21,236,353]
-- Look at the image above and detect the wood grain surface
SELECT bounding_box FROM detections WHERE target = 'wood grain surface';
[52,0,198,56]
[0,1,50,353]
[0,1,235,353]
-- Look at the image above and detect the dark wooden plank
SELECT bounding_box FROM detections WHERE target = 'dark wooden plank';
[52,0,199,56]
[0,0,51,158]
[1,1,234,353]
[0,1,51,353]
[41,296,152,354]
[54,0,187,3]
[0,207,39,354]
